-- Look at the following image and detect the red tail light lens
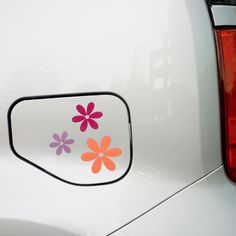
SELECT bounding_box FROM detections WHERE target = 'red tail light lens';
[215,29,236,182]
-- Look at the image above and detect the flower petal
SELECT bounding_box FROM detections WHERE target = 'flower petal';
[87,102,94,115]
[64,139,74,144]
[105,148,122,157]
[61,131,68,141]
[72,115,85,123]
[90,112,103,119]
[56,145,63,155]
[88,119,98,130]
[103,157,116,171]
[62,145,71,153]
[50,142,59,148]
[92,158,102,173]
[80,119,88,132]
[87,138,100,153]
[100,136,111,152]
[81,152,98,161]
[53,133,61,142]
[76,104,86,115]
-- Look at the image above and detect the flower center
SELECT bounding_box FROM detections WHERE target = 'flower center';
[98,152,104,158]
[85,115,89,120]
[59,141,64,145]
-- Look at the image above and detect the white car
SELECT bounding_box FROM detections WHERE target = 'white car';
[0,0,236,235]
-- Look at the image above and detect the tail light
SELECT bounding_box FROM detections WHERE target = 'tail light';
[215,28,236,182]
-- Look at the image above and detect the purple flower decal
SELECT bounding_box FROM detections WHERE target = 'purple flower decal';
[49,131,74,155]
[72,102,103,132]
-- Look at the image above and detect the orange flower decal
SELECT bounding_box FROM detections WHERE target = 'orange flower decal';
[81,136,122,174]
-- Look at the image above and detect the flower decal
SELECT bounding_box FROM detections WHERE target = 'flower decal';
[49,131,74,155]
[72,102,103,132]
[81,136,122,174]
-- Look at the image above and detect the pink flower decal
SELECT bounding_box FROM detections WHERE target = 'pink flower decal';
[49,131,74,155]
[72,102,103,132]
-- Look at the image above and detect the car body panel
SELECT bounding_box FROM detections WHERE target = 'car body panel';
[0,0,223,235]
[111,166,236,236]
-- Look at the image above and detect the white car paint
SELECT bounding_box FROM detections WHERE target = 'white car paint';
[111,166,236,236]
[0,0,229,235]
